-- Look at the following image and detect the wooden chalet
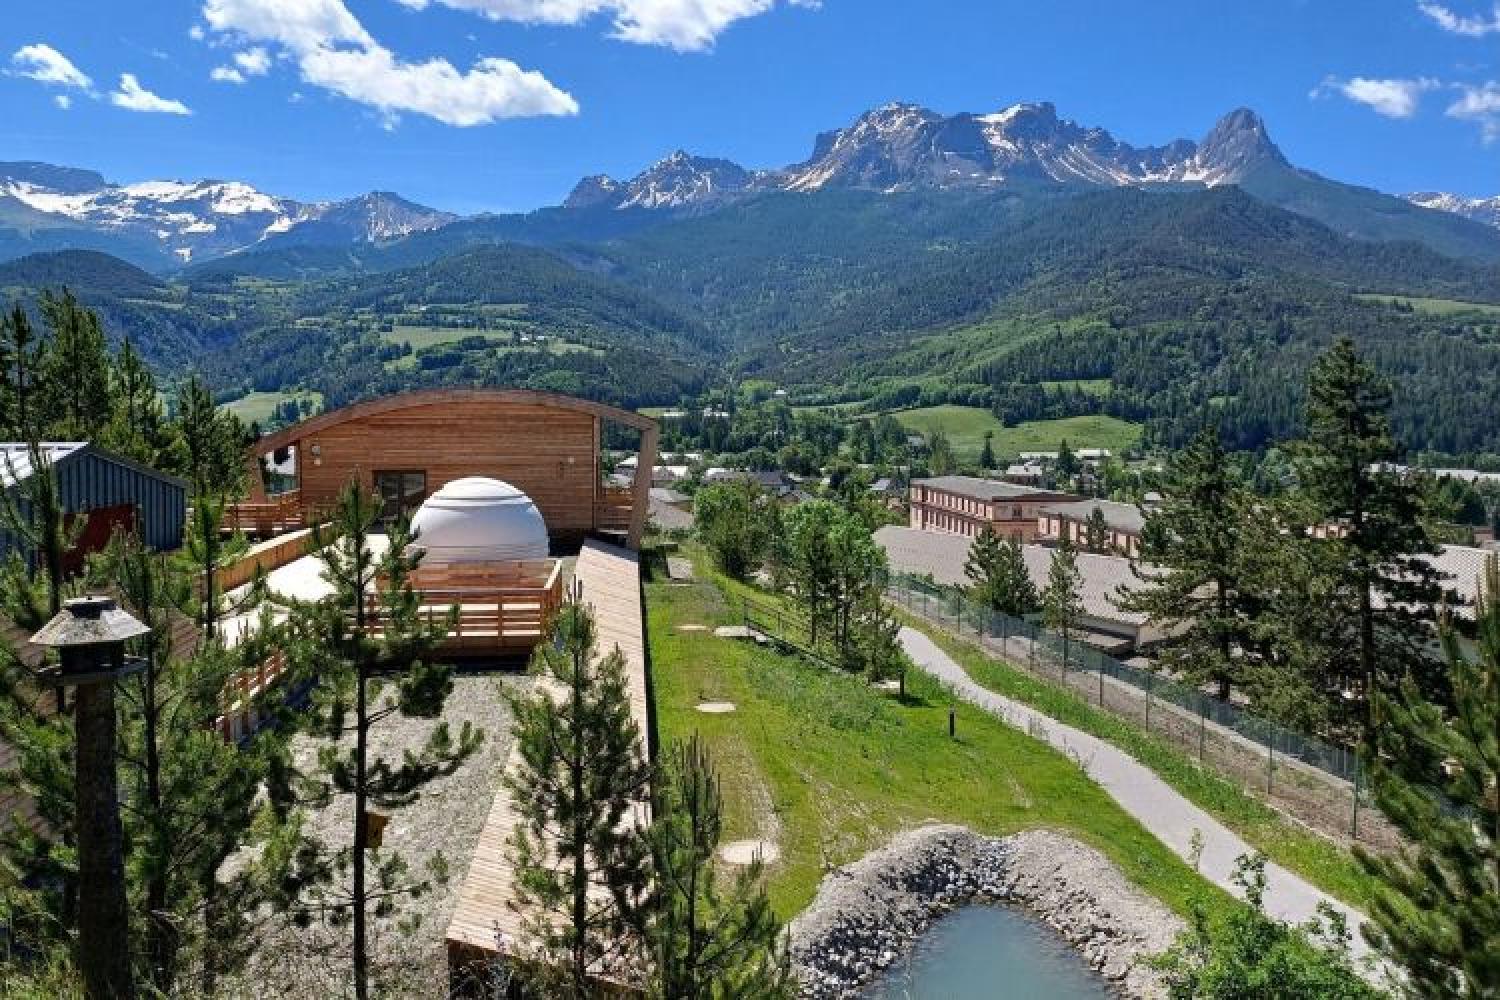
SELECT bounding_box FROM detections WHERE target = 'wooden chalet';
[228,389,659,551]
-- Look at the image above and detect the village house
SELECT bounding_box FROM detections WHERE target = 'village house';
[908,475,1081,542]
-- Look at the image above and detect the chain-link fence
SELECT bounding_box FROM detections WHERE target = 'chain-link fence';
[886,572,1396,847]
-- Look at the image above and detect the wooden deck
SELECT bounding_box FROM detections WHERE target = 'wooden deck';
[444,540,651,969]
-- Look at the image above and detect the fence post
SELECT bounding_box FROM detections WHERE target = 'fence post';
[1351,749,1360,840]
[1266,728,1275,795]
[1145,670,1152,728]
[1097,665,1104,707]
[1198,694,1206,765]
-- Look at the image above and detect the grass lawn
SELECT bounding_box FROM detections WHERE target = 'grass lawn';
[1354,293,1500,318]
[221,389,322,425]
[1041,378,1112,396]
[900,617,1379,911]
[886,407,1142,460]
[647,546,1229,922]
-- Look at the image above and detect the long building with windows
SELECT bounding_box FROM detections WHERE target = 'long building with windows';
[908,475,1080,541]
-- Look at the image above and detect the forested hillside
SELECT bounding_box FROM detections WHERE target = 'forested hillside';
[4,183,1498,456]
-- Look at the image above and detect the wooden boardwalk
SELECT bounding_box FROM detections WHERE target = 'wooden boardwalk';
[444,540,651,967]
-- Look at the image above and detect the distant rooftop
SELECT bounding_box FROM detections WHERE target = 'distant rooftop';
[914,475,1070,501]
[874,525,1147,626]
[0,442,88,488]
[1040,498,1147,534]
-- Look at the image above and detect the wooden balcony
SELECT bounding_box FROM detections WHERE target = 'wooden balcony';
[374,559,565,657]
[224,491,306,537]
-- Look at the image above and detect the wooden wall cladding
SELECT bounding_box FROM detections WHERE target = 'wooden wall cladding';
[295,400,600,543]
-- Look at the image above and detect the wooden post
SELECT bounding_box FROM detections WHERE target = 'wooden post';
[626,423,658,552]
[75,680,134,1000]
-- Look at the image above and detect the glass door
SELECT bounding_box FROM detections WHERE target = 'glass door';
[374,470,427,524]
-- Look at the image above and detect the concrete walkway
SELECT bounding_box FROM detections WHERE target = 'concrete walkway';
[898,626,1374,961]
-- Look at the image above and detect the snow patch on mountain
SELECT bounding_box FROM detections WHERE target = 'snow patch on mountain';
[572,102,1292,210]
[0,162,454,266]
[1407,191,1500,228]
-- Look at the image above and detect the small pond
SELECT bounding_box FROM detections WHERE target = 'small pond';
[864,904,1112,999]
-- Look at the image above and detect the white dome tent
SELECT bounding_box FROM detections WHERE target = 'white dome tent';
[408,476,550,564]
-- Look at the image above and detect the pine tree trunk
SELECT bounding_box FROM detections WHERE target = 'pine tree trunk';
[353,664,369,1000]
[143,657,173,990]
[571,642,589,994]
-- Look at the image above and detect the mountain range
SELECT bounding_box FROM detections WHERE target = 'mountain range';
[2,101,1499,271]
[567,103,1500,262]
[0,161,454,268]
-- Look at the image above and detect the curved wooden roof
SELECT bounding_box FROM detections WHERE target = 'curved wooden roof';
[249,388,657,454]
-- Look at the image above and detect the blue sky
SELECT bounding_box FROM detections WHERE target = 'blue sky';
[4,1,1498,213]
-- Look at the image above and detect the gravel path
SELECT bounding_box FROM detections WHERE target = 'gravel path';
[219,673,526,999]
[898,627,1372,957]
[789,825,1182,999]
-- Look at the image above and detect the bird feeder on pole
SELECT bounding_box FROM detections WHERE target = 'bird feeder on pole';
[31,595,149,1000]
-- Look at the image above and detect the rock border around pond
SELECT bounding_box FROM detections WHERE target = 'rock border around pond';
[788,825,1184,1000]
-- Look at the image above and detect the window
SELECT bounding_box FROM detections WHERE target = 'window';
[374,470,427,523]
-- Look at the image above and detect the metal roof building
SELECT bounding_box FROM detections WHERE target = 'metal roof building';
[0,442,186,560]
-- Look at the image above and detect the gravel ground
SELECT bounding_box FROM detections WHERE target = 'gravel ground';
[788,825,1183,1000]
[216,673,527,999]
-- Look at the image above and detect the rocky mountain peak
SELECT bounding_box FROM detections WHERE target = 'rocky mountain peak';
[1194,107,1287,176]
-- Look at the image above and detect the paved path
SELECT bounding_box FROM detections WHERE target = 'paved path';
[898,626,1373,960]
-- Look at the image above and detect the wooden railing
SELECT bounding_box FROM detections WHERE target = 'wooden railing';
[224,491,306,537]
[595,486,636,533]
[214,648,290,743]
[372,559,565,657]
[213,559,564,741]
[206,527,322,596]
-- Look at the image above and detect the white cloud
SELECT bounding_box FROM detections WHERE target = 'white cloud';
[189,24,206,40]
[110,73,193,114]
[1447,81,1500,140]
[54,94,72,110]
[1418,1,1500,36]
[10,43,93,90]
[200,0,577,125]
[234,47,272,75]
[1313,76,1440,118]
[213,47,272,83]
[394,0,817,52]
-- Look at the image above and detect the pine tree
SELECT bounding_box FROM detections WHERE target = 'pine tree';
[1289,338,1447,734]
[102,339,173,468]
[1118,427,1261,701]
[645,736,791,1000]
[505,595,653,996]
[965,528,1039,617]
[1082,506,1111,554]
[0,302,42,439]
[1043,537,1084,665]
[273,484,481,1000]
[101,532,276,993]
[1356,555,1500,996]
[978,431,996,471]
[926,430,955,477]
[173,376,247,500]
[36,289,112,441]
[1056,438,1079,481]
[964,527,1005,609]
[995,535,1040,617]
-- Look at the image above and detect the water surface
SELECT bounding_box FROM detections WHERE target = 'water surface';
[865,904,1111,1000]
